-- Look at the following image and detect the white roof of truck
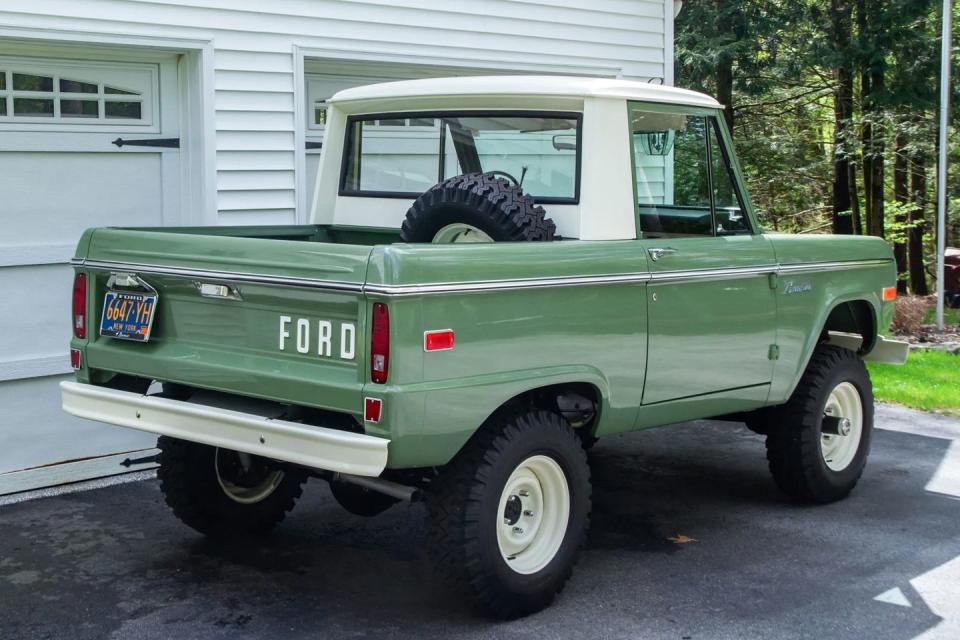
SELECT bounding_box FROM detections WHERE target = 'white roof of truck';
[329,75,722,109]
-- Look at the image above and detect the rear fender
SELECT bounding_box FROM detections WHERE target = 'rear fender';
[384,365,613,468]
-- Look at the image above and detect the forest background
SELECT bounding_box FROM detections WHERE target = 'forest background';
[676,0,957,295]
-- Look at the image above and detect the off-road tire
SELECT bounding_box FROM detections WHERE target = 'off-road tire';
[765,345,874,504]
[400,172,557,243]
[156,436,307,538]
[329,478,399,517]
[743,407,778,436]
[426,410,590,618]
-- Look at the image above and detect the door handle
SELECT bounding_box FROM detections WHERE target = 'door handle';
[648,247,679,262]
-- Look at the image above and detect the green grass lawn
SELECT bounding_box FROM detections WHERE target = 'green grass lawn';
[868,349,960,415]
[922,305,960,326]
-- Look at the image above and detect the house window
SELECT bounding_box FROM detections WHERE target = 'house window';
[0,61,154,126]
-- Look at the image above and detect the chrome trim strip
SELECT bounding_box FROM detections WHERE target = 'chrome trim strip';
[365,272,652,296]
[71,257,893,297]
[73,259,365,293]
[778,259,890,273]
[650,264,777,283]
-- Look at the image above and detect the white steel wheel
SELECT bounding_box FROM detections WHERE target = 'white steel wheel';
[214,448,285,505]
[432,223,494,244]
[496,454,571,575]
[820,381,864,472]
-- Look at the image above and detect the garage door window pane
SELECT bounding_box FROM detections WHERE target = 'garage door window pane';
[104,86,137,95]
[13,73,53,92]
[105,101,141,119]
[0,101,6,116]
[14,98,53,117]
[0,73,5,90]
[59,79,98,94]
[61,99,98,118]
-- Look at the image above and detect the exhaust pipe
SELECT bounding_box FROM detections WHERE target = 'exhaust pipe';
[333,472,419,502]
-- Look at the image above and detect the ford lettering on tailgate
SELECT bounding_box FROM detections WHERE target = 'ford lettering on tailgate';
[279,315,355,360]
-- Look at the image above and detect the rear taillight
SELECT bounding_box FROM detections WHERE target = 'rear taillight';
[370,302,389,384]
[72,273,87,339]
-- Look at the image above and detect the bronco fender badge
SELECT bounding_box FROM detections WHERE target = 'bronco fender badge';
[783,281,812,296]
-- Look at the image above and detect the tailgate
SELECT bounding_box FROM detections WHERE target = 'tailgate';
[77,229,371,415]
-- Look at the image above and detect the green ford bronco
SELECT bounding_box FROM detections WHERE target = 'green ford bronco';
[63,76,908,617]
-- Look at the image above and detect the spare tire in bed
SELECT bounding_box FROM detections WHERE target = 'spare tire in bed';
[400,172,557,243]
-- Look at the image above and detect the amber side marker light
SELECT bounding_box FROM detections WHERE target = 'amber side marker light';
[882,287,897,302]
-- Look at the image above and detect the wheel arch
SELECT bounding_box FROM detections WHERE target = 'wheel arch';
[823,298,879,353]
[785,296,880,401]
[483,380,606,438]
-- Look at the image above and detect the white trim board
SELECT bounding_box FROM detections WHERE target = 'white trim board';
[0,354,71,382]
[0,448,158,496]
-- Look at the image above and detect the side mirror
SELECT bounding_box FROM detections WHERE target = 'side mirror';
[552,135,577,151]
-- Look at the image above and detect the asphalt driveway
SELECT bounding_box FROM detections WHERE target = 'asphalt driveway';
[1,404,958,640]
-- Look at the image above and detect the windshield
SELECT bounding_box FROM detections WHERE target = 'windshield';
[341,112,581,202]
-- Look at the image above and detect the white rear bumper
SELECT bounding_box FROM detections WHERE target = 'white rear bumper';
[60,381,389,477]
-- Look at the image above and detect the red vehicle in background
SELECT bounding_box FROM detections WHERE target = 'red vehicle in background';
[946,248,960,308]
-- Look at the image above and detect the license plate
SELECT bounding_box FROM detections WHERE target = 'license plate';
[100,291,158,342]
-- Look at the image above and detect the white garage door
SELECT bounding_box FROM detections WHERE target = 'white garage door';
[0,54,181,490]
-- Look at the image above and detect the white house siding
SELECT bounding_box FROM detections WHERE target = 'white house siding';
[0,0,673,491]
[1,0,671,225]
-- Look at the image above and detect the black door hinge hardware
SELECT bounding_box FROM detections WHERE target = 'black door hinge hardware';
[112,137,180,149]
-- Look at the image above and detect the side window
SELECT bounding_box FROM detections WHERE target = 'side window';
[708,121,750,234]
[631,111,713,237]
[629,104,751,238]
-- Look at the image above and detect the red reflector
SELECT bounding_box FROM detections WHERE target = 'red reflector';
[370,302,389,384]
[364,397,383,423]
[72,273,87,339]
[70,349,82,370]
[882,286,897,302]
[424,329,455,352]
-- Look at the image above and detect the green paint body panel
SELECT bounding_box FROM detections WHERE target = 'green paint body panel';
[70,225,896,470]
[67,101,899,472]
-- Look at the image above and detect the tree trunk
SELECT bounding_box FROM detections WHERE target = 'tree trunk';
[856,0,886,239]
[868,68,885,239]
[909,154,929,295]
[857,0,874,235]
[831,0,855,235]
[715,0,735,131]
[849,164,863,235]
[893,132,909,292]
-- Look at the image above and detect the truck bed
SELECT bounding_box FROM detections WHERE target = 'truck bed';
[73,224,398,418]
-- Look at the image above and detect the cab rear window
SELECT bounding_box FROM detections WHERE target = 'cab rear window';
[340,111,581,204]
